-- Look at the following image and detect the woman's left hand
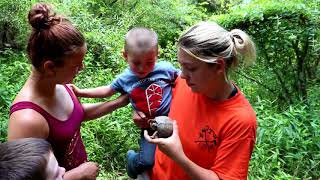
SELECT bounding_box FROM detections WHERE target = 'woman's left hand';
[144,120,186,162]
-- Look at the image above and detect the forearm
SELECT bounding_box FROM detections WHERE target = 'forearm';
[175,154,220,180]
[63,170,82,180]
[78,86,115,98]
[83,97,127,120]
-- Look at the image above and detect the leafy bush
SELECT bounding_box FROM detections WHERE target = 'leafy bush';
[208,1,320,178]
[249,96,320,179]
[0,50,29,142]
[211,0,320,105]
[0,0,319,179]
[0,0,32,50]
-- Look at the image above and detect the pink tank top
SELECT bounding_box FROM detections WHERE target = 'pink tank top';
[10,85,87,170]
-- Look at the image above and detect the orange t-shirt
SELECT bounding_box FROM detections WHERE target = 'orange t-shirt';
[150,77,257,180]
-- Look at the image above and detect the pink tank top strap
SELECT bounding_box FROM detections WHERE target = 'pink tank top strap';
[10,101,52,119]
[10,85,81,120]
[64,85,78,104]
[63,84,85,121]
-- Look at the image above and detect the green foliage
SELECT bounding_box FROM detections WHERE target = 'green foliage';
[192,0,243,14]
[249,96,320,179]
[81,108,139,177]
[210,0,320,178]
[0,50,29,142]
[0,0,32,50]
[38,0,206,75]
[0,0,319,179]
[211,0,320,105]
[0,0,204,178]
[80,0,206,46]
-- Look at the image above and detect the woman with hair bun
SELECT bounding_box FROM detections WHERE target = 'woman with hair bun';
[8,3,128,179]
[134,22,257,180]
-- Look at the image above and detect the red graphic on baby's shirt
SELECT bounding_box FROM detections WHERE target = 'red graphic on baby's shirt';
[131,83,163,116]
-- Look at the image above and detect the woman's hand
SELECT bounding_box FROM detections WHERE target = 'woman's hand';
[144,120,186,162]
[132,110,150,129]
[144,121,220,180]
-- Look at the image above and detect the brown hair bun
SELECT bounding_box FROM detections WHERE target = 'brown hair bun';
[28,3,60,30]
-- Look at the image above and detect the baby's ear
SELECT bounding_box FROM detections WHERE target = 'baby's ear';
[122,50,128,61]
[157,47,160,56]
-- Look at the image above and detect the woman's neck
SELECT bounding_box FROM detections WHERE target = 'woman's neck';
[205,77,234,101]
[26,69,57,97]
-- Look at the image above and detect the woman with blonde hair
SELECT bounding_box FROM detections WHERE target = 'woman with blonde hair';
[135,22,257,180]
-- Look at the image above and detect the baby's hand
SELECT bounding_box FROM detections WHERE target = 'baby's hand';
[133,111,150,128]
[69,84,82,97]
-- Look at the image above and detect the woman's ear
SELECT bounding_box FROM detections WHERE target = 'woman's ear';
[215,58,226,74]
[43,60,56,76]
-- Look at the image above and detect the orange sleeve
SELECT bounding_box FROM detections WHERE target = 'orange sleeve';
[211,118,256,180]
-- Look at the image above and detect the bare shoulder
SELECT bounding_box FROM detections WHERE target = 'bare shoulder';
[12,86,34,104]
[8,109,49,140]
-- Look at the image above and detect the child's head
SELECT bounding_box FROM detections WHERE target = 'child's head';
[123,27,159,78]
[0,138,65,180]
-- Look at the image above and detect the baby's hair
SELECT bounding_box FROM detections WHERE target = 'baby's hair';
[124,27,158,53]
[178,22,256,71]
[27,2,85,69]
[0,138,52,180]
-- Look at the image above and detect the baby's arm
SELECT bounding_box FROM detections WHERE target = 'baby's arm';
[70,84,116,98]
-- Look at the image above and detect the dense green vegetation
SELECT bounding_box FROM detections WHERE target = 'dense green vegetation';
[0,0,319,179]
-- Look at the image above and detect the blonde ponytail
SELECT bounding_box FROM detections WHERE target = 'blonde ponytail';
[230,29,256,66]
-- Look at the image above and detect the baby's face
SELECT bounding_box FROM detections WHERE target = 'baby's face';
[126,49,158,78]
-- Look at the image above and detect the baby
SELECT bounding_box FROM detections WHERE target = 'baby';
[72,27,179,178]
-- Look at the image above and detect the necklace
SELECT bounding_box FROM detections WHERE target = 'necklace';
[228,84,238,99]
